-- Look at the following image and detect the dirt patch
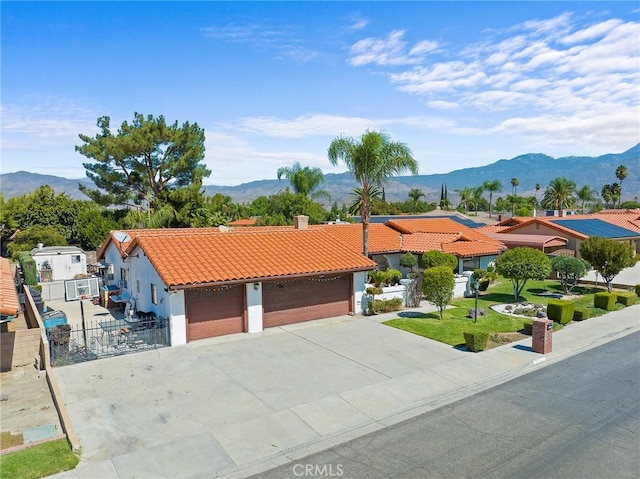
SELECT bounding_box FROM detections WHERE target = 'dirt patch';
[0,431,24,449]
[486,331,528,349]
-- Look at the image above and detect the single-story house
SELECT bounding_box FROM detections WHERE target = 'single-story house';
[30,244,87,282]
[96,218,377,345]
[383,218,507,272]
[496,214,640,258]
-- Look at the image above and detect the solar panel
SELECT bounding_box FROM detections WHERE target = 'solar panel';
[551,219,639,238]
[354,215,485,228]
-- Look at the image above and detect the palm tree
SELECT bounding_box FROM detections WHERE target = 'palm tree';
[576,185,595,214]
[482,180,502,218]
[541,177,576,216]
[471,186,484,216]
[615,165,627,208]
[328,130,418,256]
[277,162,330,200]
[407,188,425,213]
[511,177,519,195]
[455,186,472,213]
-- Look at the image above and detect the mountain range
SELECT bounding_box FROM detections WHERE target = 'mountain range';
[2,144,638,205]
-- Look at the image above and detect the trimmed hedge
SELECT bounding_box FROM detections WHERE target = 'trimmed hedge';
[573,308,592,321]
[546,299,575,325]
[616,292,638,306]
[463,331,489,352]
[370,298,404,314]
[594,292,616,311]
[522,319,533,335]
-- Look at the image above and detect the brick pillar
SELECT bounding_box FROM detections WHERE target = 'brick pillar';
[532,318,553,354]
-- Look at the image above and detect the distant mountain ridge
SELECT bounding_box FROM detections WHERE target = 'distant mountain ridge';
[1,144,638,205]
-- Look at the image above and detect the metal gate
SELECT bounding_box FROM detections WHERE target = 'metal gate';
[47,317,170,366]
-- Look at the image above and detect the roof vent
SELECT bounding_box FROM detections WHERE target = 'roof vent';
[37,243,44,250]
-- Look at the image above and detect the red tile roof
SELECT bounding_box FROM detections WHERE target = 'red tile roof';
[0,258,20,317]
[228,218,257,226]
[127,229,377,288]
[312,223,402,254]
[401,233,460,253]
[500,218,589,239]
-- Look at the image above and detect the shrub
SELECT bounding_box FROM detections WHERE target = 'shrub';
[522,319,533,335]
[573,308,592,321]
[463,331,489,352]
[371,298,404,314]
[400,253,418,270]
[616,292,638,306]
[386,268,402,286]
[422,251,458,271]
[594,292,616,311]
[547,299,575,324]
[635,284,640,296]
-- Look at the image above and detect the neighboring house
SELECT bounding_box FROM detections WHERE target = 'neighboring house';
[96,218,376,345]
[383,218,507,272]
[30,244,87,282]
[482,233,569,255]
[0,257,20,323]
[497,216,640,258]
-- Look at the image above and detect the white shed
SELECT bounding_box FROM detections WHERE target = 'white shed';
[30,244,87,282]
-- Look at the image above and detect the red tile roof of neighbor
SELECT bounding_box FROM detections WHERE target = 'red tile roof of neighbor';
[228,218,257,226]
[499,218,590,239]
[0,258,20,317]
[310,223,402,254]
[126,229,377,288]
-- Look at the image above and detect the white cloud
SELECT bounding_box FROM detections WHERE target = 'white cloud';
[349,10,640,151]
[349,30,439,67]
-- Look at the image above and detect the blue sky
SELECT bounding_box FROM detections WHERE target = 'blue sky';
[2,1,639,186]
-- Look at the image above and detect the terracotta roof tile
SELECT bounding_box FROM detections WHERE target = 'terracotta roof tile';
[228,218,257,226]
[401,233,460,253]
[128,229,377,288]
[475,225,511,234]
[442,241,506,256]
[387,218,504,246]
[310,223,402,254]
[0,258,20,317]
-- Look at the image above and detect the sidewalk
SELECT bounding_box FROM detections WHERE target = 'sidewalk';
[49,303,639,479]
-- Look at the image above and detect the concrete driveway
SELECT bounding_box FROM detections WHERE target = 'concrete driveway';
[50,304,640,479]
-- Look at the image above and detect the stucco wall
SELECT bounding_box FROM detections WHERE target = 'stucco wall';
[34,252,86,281]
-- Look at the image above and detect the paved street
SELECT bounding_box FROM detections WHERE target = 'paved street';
[254,332,640,479]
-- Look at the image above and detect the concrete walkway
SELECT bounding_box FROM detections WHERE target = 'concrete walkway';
[49,303,640,479]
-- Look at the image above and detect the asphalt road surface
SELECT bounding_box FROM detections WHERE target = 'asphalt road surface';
[252,332,640,479]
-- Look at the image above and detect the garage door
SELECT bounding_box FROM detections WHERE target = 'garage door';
[263,275,351,328]
[186,285,245,341]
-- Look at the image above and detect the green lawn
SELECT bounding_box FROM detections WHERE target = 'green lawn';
[384,278,617,348]
[0,439,79,479]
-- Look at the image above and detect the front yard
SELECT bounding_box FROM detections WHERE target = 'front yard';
[384,278,625,349]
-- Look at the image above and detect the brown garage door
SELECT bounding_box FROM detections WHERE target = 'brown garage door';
[263,275,351,328]
[186,285,245,341]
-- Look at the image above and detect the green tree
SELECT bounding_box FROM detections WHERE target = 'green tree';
[482,180,502,218]
[422,266,455,320]
[76,113,210,213]
[277,162,330,201]
[579,237,637,292]
[422,250,458,271]
[541,177,576,215]
[408,188,426,214]
[535,183,541,207]
[455,186,472,213]
[576,185,596,214]
[253,191,327,225]
[75,204,121,250]
[7,225,67,259]
[551,256,590,293]
[328,130,418,256]
[495,247,552,300]
[510,177,519,195]
[471,186,485,216]
[615,165,627,208]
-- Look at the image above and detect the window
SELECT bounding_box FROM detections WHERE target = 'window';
[120,268,128,289]
[136,279,141,295]
[151,284,158,305]
[71,255,82,264]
